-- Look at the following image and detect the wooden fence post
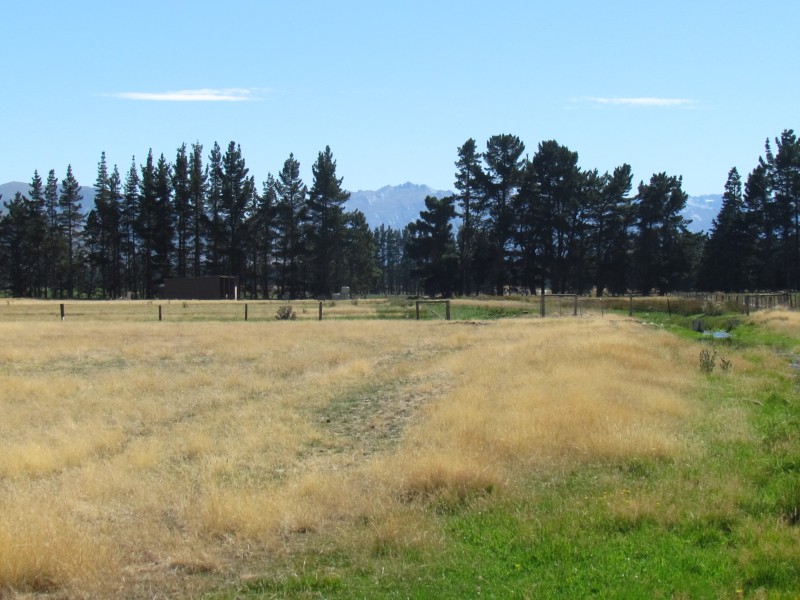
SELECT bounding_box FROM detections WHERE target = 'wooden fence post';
[573,295,578,316]
[60,303,65,321]
[629,295,633,317]
[245,303,248,321]
[416,301,420,320]
[158,305,162,321]
[319,301,323,321]
[540,293,545,318]
[445,300,451,320]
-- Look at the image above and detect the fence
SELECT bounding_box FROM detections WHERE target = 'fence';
[670,291,800,314]
[3,292,798,323]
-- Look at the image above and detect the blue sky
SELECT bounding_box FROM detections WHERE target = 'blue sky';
[1,0,797,196]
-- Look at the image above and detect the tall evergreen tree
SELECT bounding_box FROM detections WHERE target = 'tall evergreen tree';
[205,142,225,275]
[306,146,350,297]
[58,164,84,298]
[763,130,800,289]
[172,144,192,278]
[586,164,633,296]
[122,158,140,296]
[406,195,458,297]
[0,192,30,296]
[137,150,158,297]
[43,169,63,296]
[698,167,750,291]
[274,154,306,298]
[152,153,175,287]
[25,171,48,296]
[631,173,692,294]
[454,138,485,295]
[481,134,525,294]
[253,175,277,298]
[341,210,378,295]
[188,142,207,277]
[517,140,583,294]
[86,153,123,297]
[220,141,254,285]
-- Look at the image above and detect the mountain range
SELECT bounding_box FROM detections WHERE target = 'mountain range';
[0,180,721,234]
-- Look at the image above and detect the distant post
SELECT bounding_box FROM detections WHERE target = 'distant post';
[445,300,451,320]
[540,293,545,318]
[60,303,65,321]
[245,303,248,321]
[573,295,578,316]
[416,301,421,320]
[158,305,162,321]
[319,301,323,321]
[629,295,633,317]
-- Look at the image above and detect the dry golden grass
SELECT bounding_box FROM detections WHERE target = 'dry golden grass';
[750,308,800,339]
[0,311,702,598]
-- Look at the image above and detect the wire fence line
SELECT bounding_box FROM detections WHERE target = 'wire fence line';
[0,292,796,323]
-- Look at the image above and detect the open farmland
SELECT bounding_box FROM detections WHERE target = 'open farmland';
[1,303,799,598]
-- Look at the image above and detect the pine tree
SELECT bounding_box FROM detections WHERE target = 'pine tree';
[763,130,800,289]
[274,154,307,298]
[341,210,378,295]
[585,164,633,296]
[172,144,192,278]
[205,142,224,275]
[137,150,158,297]
[0,192,29,296]
[122,158,140,297]
[698,167,750,291]
[253,175,277,298]
[152,153,174,287]
[220,141,254,283]
[306,146,349,297]
[26,171,48,296]
[43,169,63,296]
[516,140,583,294]
[406,195,458,297]
[86,153,124,298]
[188,143,207,277]
[58,165,84,298]
[454,138,485,295]
[481,134,525,295]
[631,173,692,294]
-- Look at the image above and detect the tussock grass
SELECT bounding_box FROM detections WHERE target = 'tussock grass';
[0,311,723,598]
[750,308,800,338]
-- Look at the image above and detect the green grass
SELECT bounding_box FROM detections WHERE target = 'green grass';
[207,309,800,599]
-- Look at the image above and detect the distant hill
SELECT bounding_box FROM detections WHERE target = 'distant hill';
[0,181,97,212]
[346,182,452,229]
[345,184,723,234]
[0,181,30,203]
[684,194,722,234]
[1,179,721,233]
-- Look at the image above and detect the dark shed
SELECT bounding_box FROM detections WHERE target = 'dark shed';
[161,276,238,300]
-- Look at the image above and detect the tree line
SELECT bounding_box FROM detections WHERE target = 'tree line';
[1,130,798,299]
[396,134,702,297]
[381,130,800,297]
[0,143,378,299]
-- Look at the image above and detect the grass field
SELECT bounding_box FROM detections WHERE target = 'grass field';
[1,300,799,598]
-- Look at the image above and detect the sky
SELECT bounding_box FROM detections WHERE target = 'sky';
[1,0,797,197]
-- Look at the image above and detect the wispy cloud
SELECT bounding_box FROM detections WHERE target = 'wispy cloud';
[107,88,265,102]
[580,96,697,108]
